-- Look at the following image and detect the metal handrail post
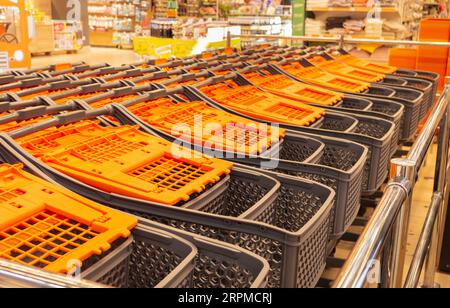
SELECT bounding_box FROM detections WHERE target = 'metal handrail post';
[404,193,443,288]
[388,159,416,288]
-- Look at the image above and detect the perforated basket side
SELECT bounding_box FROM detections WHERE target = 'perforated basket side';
[278,133,325,164]
[250,171,333,288]
[82,225,197,288]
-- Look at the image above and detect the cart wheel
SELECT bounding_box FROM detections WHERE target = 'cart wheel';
[0,33,18,44]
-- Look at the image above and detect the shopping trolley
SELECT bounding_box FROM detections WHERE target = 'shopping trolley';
[0,108,335,288]
[190,72,394,195]
[0,163,270,288]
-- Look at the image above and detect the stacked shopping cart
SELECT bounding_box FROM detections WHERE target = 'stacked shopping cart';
[0,46,440,288]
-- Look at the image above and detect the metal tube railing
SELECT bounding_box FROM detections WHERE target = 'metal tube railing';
[333,81,450,288]
[405,193,443,288]
[0,259,106,288]
[332,182,410,288]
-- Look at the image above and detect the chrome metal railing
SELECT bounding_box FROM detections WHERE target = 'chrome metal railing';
[0,259,106,288]
[334,82,450,288]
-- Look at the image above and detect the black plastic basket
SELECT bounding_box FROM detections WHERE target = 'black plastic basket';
[393,68,440,105]
[84,222,271,288]
[308,95,404,158]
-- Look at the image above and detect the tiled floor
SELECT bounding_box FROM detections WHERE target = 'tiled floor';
[30,47,450,288]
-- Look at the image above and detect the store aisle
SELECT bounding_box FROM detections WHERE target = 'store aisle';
[31,47,138,68]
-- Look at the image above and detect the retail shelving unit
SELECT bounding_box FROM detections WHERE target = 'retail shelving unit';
[88,0,151,48]
[305,0,425,40]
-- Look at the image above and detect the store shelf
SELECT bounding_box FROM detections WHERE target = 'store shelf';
[88,12,136,18]
[307,7,399,13]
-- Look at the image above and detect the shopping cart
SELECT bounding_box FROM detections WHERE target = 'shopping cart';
[14,123,233,206]
[0,162,270,288]
[190,72,394,196]
[0,109,335,288]
[106,86,367,239]
[236,64,404,157]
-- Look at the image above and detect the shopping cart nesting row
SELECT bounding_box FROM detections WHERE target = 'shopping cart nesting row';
[187,72,394,195]
[0,44,438,288]
[0,107,336,288]
[34,84,365,239]
[252,45,436,122]
[0,163,270,288]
